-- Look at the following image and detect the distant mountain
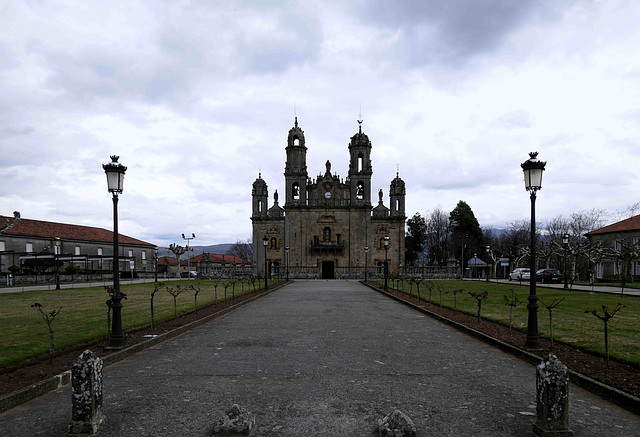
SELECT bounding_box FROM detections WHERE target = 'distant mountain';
[158,244,234,258]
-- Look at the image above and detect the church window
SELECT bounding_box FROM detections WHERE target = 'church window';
[356,182,364,200]
[293,136,300,146]
[323,227,331,242]
[258,200,263,212]
[270,237,277,250]
[395,199,399,210]
[357,154,363,172]
[293,182,300,200]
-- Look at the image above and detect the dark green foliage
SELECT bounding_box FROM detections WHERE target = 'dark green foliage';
[405,212,427,266]
[449,200,484,268]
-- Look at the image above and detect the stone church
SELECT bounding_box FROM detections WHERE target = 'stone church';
[252,117,406,279]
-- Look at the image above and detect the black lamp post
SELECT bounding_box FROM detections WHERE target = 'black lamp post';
[521,151,546,349]
[54,237,61,290]
[364,246,369,282]
[262,235,268,290]
[485,245,491,282]
[154,247,158,282]
[103,155,127,349]
[285,245,290,281]
[383,236,390,291]
[562,233,569,289]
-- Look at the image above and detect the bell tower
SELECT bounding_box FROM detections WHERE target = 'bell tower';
[252,173,268,219]
[348,116,372,206]
[389,171,406,218]
[284,117,308,207]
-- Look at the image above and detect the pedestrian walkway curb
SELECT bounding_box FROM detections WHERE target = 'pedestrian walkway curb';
[0,282,290,414]
[362,281,640,416]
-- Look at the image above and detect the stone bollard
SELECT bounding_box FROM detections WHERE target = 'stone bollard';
[533,354,573,436]
[378,409,417,437]
[68,350,105,435]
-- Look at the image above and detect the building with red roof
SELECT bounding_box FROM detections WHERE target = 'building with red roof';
[585,214,640,279]
[0,215,156,275]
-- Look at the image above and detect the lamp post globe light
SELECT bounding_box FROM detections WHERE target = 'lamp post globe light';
[54,237,61,290]
[521,151,546,349]
[262,235,269,290]
[562,233,570,289]
[285,245,290,281]
[103,155,127,349]
[364,246,369,282]
[383,237,390,291]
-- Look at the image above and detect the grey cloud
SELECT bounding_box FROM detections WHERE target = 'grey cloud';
[489,111,534,130]
[357,0,565,68]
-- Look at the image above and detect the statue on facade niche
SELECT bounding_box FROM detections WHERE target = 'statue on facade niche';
[274,190,278,203]
[378,189,383,202]
[325,160,331,174]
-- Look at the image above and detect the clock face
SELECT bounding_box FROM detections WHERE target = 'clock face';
[324,191,332,199]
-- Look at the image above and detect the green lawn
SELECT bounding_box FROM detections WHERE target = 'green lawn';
[0,279,271,369]
[378,279,640,366]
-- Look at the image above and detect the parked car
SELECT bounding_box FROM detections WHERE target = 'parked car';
[536,269,563,283]
[509,268,530,281]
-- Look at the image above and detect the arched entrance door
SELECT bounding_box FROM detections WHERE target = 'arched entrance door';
[321,261,334,279]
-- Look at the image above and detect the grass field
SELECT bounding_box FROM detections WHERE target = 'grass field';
[0,279,270,369]
[377,279,640,366]
[3,278,639,370]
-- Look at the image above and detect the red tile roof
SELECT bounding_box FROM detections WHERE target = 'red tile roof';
[157,256,178,266]
[585,214,640,236]
[0,215,155,247]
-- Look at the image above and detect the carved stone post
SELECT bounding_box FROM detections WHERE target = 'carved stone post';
[534,354,573,436]
[68,350,105,435]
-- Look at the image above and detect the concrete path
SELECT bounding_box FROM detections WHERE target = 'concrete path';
[1,280,639,436]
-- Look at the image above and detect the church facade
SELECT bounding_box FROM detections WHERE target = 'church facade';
[251,118,406,279]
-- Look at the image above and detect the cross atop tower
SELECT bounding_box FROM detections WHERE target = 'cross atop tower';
[357,106,363,133]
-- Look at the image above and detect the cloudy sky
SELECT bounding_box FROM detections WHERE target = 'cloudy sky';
[1,0,639,248]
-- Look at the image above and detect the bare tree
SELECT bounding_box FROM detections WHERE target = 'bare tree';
[469,291,488,323]
[539,296,565,350]
[165,285,187,319]
[150,282,164,330]
[424,207,450,266]
[503,289,521,330]
[585,304,625,367]
[226,237,253,263]
[31,303,62,362]
[168,243,188,278]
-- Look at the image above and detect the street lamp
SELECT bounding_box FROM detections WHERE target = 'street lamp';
[521,151,546,349]
[182,233,196,279]
[154,247,158,282]
[485,245,491,282]
[285,246,290,281]
[103,155,127,349]
[262,235,269,290]
[383,236,390,291]
[562,233,570,289]
[54,237,61,290]
[364,246,369,282]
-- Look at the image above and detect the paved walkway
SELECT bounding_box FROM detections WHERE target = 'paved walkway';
[1,280,639,436]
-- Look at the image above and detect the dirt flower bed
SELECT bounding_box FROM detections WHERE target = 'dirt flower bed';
[382,286,640,399]
[0,286,273,398]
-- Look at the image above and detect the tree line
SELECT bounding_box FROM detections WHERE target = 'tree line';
[406,200,640,282]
